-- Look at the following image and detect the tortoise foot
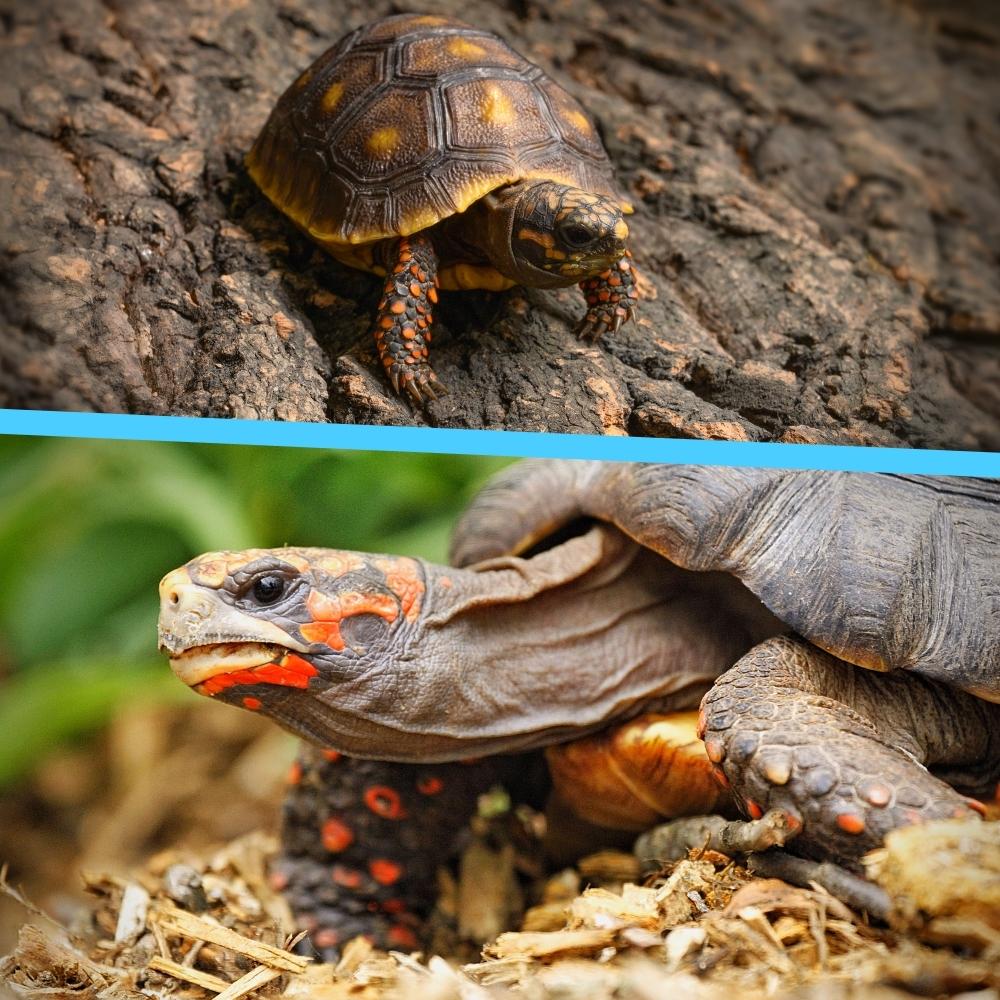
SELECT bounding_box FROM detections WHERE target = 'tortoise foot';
[576,251,638,341]
[373,232,443,408]
[699,637,983,868]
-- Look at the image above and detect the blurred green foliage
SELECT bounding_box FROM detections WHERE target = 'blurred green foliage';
[0,437,512,787]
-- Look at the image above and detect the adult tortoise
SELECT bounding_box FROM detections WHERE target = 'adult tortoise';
[247,13,636,405]
[158,461,1000,956]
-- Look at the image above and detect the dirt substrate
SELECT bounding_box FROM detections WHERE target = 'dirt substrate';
[1,702,998,1000]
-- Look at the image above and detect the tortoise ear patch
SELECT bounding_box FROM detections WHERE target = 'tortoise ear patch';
[301,588,400,650]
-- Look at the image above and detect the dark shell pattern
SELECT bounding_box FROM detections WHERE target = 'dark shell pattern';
[247,13,621,245]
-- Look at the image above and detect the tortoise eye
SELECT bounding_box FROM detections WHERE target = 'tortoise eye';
[559,223,596,249]
[252,574,286,605]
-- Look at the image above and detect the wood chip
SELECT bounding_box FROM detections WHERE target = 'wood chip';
[114,883,150,945]
[148,955,231,992]
[214,964,283,1000]
[485,928,616,960]
[152,903,309,973]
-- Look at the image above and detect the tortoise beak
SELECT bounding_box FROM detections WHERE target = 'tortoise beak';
[157,567,309,659]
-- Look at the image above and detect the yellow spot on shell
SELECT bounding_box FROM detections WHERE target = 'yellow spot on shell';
[321,81,345,112]
[294,68,313,90]
[447,37,487,60]
[413,15,450,24]
[481,84,514,125]
[366,127,401,157]
[613,219,629,240]
[563,109,591,133]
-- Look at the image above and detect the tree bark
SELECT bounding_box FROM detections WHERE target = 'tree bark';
[1,0,998,446]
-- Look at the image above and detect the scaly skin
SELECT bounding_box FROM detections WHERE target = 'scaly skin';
[277,747,525,958]
[577,251,638,340]
[699,636,1000,869]
[373,232,445,407]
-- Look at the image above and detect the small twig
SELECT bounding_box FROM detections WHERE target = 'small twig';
[0,862,65,931]
[635,810,799,867]
[747,849,892,922]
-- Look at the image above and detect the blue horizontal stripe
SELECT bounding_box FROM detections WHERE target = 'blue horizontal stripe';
[0,410,997,477]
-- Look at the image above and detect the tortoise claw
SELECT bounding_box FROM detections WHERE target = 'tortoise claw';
[401,367,447,409]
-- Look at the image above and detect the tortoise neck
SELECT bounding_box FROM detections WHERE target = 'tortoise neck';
[306,526,770,762]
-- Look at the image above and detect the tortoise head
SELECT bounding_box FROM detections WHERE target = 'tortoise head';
[158,529,737,762]
[481,181,630,288]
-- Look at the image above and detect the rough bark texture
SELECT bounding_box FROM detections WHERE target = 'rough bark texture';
[1,0,998,446]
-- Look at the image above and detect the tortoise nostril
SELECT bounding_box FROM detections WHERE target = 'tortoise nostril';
[169,590,179,605]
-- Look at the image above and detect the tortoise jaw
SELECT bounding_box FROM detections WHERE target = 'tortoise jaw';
[168,642,285,687]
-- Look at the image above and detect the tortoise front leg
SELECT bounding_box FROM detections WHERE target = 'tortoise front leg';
[699,636,1000,869]
[373,231,445,406]
[577,251,638,341]
[274,747,505,959]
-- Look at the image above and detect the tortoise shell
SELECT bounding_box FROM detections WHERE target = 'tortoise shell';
[247,13,626,250]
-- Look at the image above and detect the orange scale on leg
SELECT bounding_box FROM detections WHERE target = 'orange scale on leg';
[387,925,419,950]
[321,817,354,852]
[369,858,403,885]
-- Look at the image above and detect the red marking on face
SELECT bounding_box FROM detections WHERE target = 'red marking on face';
[313,928,340,949]
[332,865,363,889]
[198,653,317,696]
[382,898,407,914]
[460,757,483,766]
[438,576,452,589]
[287,760,302,785]
[321,817,354,852]
[269,871,289,891]
[369,858,403,885]
[417,776,443,795]
[242,696,262,710]
[784,811,802,833]
[322,749,342,763]
[364,785,407,820]
[375,558,425,622]
[746,799,763,820]
[964,797,987,816]
[696,707,706,740]
[387,924,419,950]
[836,813,865,834]
[302,588,398,649]
[712,766,730,790]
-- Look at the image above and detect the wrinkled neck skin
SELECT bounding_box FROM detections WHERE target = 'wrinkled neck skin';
[270,526,780,763]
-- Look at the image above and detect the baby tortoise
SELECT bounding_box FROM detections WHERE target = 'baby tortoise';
[158,462,1000,957]
[247,14,637,406]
